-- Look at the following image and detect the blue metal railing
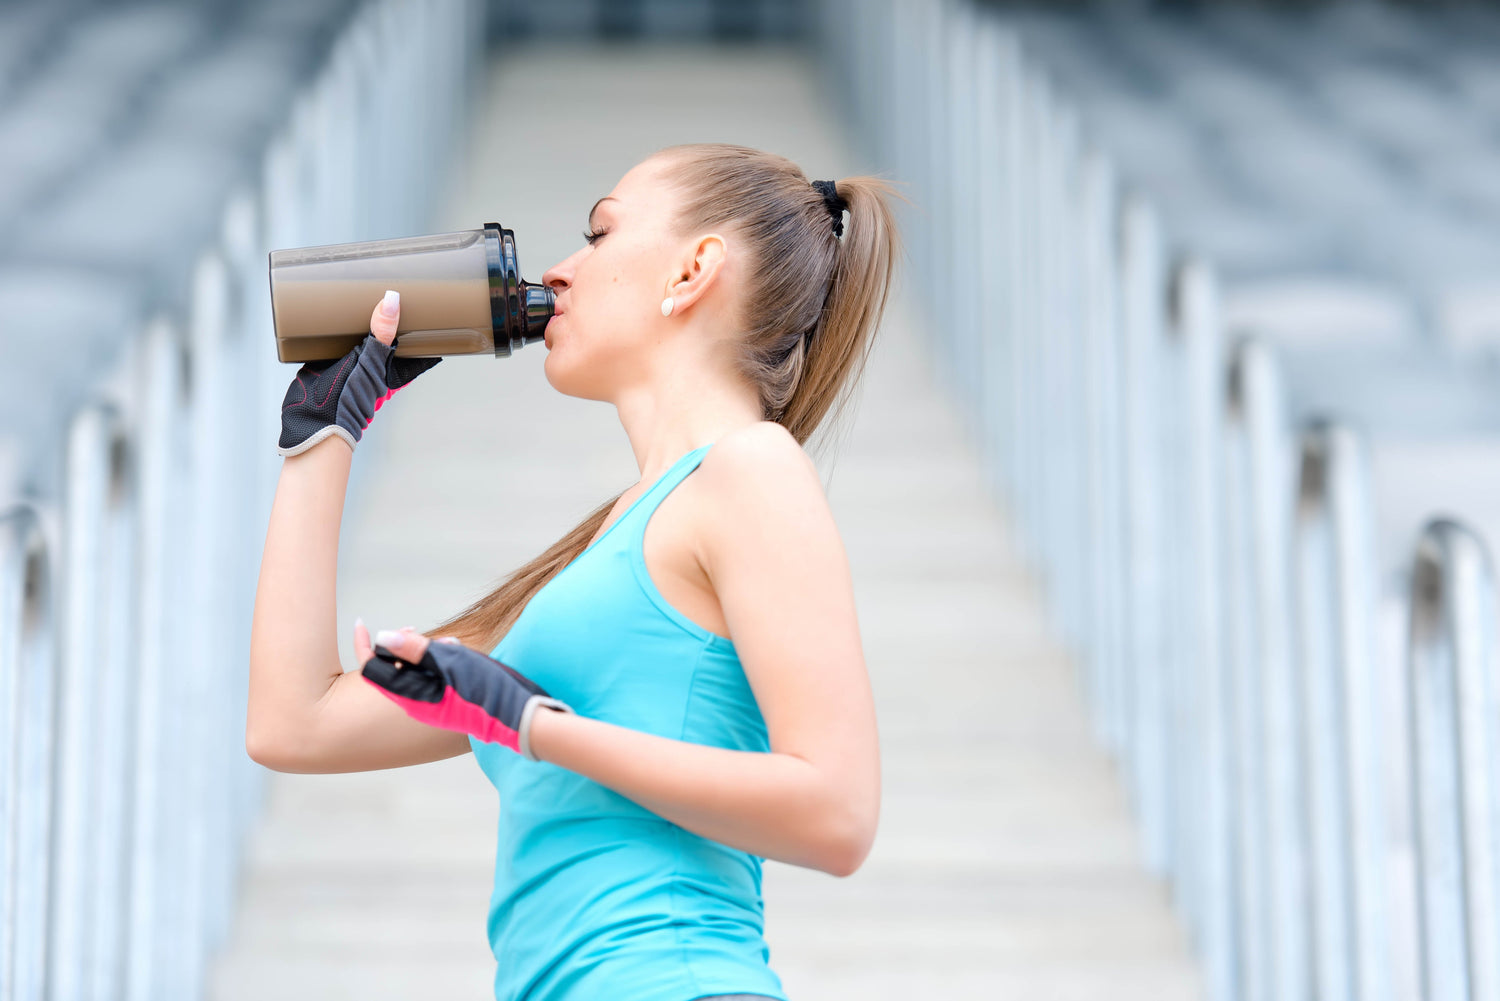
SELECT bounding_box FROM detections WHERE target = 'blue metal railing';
[817,2,1500,1000]
[1408,520,1500,1001]
[0,2,482,996]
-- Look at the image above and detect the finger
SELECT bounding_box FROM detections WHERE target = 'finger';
[438,636,461,644]
[354,617,372,663]
[369,289,400,346]
[374,626,429,663]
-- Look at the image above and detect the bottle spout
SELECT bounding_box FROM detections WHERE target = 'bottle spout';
[483,222,554,356]
[521,283,555,347]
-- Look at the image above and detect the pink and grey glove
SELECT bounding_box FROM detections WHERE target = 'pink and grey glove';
[361,638,574,762]
[277,291,441,457]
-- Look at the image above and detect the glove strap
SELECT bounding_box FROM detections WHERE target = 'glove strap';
[518,696,574,763]
[278,423,357,458]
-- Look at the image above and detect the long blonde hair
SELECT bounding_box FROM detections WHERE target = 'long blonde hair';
[425,143,906,652]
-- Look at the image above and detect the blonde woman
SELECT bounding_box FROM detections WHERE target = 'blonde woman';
[249,142,904,1001]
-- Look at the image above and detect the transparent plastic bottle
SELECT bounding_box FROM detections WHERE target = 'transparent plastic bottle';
[268,222,554,362]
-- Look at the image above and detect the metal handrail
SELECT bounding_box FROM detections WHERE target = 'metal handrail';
[1078,151,1127,759]
[1407,518,1500,1001]
[0,2,482,995]
[48,402,130,999]
[1170,257,1233,1000]
[1119,193,1172,879]
[1293,421,1392,1001]
[0,501,57,1001]
[1221,334,1285,1001]
[821,4,1500,1001]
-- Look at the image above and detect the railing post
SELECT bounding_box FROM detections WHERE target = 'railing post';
[178,247,235,995]
[1012,63,1049,571]
[49,402,130,999]
[1248,343,1307,1001]
[974,11,1021,500]
[0,501,59,1001]
[1408,519,1500,1001]
[1294,422,1391,1001]
[84,412,138,1001]
[215,190,266,950]
[124,315,190,1001]
[1221,335,1282,1001]
[1077,152,1127,757]
[1044,100,1085,649]
[1119,193,1170,877]
[1171,257,1235,1001]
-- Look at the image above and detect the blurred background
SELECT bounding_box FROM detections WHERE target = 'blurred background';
[4,0,1500,999]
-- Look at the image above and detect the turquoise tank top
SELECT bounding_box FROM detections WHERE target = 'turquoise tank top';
[469,442,790,1001]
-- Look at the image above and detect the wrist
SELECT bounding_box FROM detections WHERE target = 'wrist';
[279,432,354,483]
[519,696,573,763]
[280,424,357,458]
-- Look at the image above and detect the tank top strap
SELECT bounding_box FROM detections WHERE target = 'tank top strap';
[618,442,713,547]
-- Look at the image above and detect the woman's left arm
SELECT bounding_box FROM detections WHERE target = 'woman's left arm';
[528,424,881,877]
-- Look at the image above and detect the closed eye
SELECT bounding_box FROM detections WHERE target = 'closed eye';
[582,228,608,245]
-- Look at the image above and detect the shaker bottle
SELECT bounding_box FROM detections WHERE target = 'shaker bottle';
[268,221,555,362]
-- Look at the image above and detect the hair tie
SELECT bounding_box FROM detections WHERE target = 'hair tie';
[810,179,846,238]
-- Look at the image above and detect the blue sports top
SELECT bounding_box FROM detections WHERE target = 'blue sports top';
[469,441,790,1001]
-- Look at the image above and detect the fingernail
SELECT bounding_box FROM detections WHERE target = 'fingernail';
[355,616,365,635]
[374,629,402,647]
[381,289,400,317]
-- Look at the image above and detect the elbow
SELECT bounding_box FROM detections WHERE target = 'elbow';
[245,725,289,772]
[245,717,308,773]
[821,802,878,878]
[824,828,874,878]
[244,698,282,770]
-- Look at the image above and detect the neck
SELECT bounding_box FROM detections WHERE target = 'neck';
[613,346,765,484]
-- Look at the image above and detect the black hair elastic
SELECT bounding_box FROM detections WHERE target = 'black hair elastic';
[811,179,847,238]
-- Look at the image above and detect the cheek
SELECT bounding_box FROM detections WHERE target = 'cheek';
[588,246,655,307]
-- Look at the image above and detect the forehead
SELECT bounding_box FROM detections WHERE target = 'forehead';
[596,158,675,216]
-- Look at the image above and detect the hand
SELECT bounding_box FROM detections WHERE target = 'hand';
[277,289,442,457]
[353,619,574,762]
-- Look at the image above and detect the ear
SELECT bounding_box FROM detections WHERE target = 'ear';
[663,233,728,316]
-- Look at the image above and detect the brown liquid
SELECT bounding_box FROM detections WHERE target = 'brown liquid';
[269,230,495,361]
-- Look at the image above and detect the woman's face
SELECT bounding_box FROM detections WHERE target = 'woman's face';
[539,157,686,402]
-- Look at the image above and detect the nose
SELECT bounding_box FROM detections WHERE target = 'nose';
[541,252,578,294]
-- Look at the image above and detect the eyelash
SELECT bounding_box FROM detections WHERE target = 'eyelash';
[582,227,608,245]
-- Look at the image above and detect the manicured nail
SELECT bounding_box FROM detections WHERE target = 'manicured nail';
[355,616,365,635]
[381,289,400,317]
[374,629,401,647]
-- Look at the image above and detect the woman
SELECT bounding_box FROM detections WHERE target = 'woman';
[248,142,904,1000]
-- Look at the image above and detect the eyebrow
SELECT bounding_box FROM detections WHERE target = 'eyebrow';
[589,196,619,228]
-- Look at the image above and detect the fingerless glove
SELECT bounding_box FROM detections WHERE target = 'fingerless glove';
[361,640,574,762]
[277,333,441,457]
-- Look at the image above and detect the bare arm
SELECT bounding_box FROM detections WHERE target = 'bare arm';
[245,300,470,774]
[527,711,865,876]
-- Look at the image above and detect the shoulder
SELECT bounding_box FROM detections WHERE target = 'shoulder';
[697,421,819,497]
[692,422,836,570]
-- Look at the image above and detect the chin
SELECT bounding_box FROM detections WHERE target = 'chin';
[542,351,613,403]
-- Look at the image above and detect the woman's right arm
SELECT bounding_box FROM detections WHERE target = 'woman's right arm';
[246,311,471,774]
[247,435,472,773]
